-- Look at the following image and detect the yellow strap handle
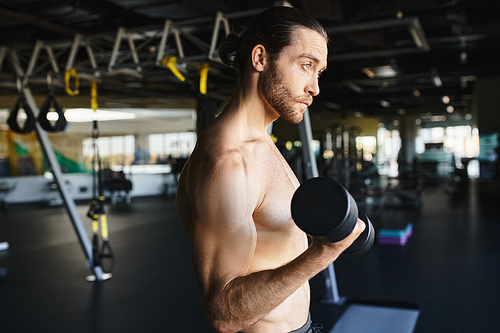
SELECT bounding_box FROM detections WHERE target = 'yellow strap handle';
[90,80,98,111]
[100,214,108,240]
[198,63,209,95]
[161,56,185,82]
[64,68,80,96]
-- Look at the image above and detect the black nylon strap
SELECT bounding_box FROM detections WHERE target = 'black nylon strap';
[7,96,36,134]
[38,94,68,132]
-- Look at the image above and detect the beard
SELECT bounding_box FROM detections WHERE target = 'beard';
[259,60,305,124]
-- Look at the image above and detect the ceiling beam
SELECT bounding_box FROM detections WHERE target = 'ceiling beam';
[0,5,82,37]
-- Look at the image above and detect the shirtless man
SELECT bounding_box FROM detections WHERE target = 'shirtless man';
[176,7,365,333]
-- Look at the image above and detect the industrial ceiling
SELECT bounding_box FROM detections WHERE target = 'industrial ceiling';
[0,0,499,121]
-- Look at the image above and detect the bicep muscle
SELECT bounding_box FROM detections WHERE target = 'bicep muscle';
[188,155,259,295]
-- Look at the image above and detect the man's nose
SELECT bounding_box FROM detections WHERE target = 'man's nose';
[307,77,320,96]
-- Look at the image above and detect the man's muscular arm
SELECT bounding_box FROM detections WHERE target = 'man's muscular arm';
[188,152,364,333]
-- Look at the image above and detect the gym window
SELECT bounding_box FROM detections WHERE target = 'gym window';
[82,135,135,170]
[148,132,196,164]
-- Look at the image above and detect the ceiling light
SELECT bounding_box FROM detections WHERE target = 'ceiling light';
[362,65,399,79]
[465,114,472,120]
[393,120,399,126]
[430,115,447,122]
[460,51,467,65]
[431,68,442,87]
[64,109,137,122]
[413,89,421,97]
[447,106,454,113]
[379,100,391,108]
[415,119,422,125]
[442,95,450,104]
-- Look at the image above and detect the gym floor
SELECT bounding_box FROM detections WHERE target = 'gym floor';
[0,179,498,333]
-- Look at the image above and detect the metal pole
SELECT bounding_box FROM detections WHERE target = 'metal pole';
[298,108,345,305]
[208,12,224,61]
[298,108,318,179]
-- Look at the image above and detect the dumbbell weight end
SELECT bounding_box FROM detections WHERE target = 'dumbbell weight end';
[342,209,375,258]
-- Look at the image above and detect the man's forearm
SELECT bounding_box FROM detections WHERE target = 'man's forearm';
[205,241,338,333]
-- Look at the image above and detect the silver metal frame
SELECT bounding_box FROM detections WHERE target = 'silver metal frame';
[208,11,230,63]
[108,27,143,78]
[156,20,185,67]
[25,40,61,78]
[65,33,99,79]
[2,8,431,94]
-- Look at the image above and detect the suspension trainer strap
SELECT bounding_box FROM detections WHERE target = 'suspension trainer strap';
[38,75,68,132]
[93,81,114,273]
[86,80,114,273]
[99,210,114,273]
[7,94,36,134]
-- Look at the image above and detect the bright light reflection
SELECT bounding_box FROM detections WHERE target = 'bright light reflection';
[64,108,136,122]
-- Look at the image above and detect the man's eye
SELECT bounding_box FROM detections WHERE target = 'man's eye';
[303,63,311,70]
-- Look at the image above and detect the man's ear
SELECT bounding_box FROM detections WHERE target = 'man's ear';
[251,44,267,72]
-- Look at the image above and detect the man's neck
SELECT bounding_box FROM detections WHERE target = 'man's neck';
[221,78,279,138]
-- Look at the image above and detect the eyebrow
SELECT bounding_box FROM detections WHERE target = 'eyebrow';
[299,53,327,72]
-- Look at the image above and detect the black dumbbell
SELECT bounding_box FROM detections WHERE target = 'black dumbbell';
[291,177,375,258]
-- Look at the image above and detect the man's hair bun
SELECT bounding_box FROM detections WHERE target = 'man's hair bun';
[218,33,240,68]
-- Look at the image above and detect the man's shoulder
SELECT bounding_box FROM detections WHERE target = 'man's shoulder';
[192,143,250,178]
[187,138,263,198]
[184,143,261,211]
[188,117,268,185]
[195,128,258,169]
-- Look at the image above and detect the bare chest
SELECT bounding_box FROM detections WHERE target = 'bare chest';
[253,145,299,227]
[249,145,306,268]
